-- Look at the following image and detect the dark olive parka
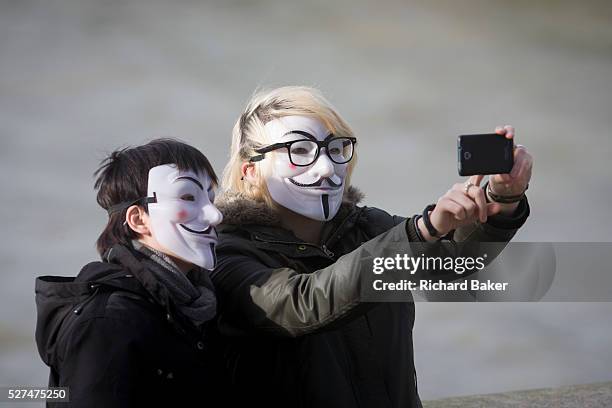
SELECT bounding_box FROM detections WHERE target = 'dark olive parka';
[211,186,530,408]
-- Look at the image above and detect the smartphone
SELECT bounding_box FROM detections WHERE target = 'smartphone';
[457,133,514,176]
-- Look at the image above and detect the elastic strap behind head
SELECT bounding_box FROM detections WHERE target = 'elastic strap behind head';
[106,194,157,217]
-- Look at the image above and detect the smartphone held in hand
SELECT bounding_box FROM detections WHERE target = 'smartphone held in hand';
[457,133,514,176]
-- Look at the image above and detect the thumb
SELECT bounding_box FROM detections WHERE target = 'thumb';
[487,202,502,216]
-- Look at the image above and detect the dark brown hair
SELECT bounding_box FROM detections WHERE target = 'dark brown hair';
[93,138,218,256]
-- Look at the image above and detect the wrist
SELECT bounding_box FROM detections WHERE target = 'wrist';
[484,183,521,215]
[419,204,450,241]
[486,181,528,203]
[417,216,439,242]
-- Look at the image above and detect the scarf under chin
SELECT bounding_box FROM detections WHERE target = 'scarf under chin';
[131,240,217,327]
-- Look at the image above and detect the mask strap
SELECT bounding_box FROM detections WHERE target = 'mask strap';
[106,193,157,216]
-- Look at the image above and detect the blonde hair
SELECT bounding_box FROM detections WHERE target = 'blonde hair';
[222,86,357,206]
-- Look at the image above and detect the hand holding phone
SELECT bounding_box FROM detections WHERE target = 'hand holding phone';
[418,125,533,240]
[459,125,532,215]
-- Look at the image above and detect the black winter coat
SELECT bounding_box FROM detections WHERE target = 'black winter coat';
[35,244,221,407]
[212,187,530,408]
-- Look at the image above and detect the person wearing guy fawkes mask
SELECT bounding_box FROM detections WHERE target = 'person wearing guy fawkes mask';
[212,86,533,408]
[35,139,225,407]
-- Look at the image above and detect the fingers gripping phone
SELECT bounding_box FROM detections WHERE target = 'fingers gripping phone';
[457,133,514,176]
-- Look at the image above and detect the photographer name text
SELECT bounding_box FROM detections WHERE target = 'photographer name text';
[373,279,508,292]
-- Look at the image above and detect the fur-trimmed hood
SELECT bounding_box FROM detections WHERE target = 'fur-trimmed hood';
[216,186,364,226]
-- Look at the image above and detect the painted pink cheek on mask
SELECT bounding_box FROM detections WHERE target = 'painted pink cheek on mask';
[177,210,188,220]
[288,163,297,170]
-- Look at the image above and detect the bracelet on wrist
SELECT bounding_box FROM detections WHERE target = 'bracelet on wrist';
[422,204,440,238]
[484,181,528,204]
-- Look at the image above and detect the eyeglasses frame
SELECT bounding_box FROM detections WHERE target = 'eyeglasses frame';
[249,136,357,167]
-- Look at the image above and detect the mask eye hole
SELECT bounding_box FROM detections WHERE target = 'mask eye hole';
[291,146,310,154]
[180,194,195,202]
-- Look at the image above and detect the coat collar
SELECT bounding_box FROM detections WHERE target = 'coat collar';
[215,185,364,227]
[215,186,365,249]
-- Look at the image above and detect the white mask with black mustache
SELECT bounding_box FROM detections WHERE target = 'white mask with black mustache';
[263,116,348,221]
[147,164,223,270]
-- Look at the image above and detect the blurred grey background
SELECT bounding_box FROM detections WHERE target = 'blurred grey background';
[1,0,611,401]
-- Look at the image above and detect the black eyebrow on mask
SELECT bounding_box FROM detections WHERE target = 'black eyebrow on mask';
[283,130,316,141]
[176,176,203,190]
[283,130,335,141]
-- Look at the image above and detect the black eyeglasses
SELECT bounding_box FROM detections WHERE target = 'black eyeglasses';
[250,136,357,167]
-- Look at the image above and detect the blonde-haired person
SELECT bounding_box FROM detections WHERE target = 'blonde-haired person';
[211,86,533,408]
[223,85,358,208]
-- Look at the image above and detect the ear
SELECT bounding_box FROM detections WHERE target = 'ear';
[241,162,258,183]
[125,205,151,237]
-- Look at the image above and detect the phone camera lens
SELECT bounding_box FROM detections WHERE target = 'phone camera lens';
[463,151,472,160]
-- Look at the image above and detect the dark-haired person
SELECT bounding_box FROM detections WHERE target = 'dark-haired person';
[35,139,223,407]
[211,86,533,408]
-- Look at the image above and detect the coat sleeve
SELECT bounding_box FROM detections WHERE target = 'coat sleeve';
[212,198,531,337]
[212,220,411,338]
[57,316,145,408]
[452,195,530,242]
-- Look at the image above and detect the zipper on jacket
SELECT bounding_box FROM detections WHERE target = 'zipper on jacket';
[73,284,101,315]
[253,235,335,259]
[321,206,365,251]
[321,244,334,258]
[251,207,364,259]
